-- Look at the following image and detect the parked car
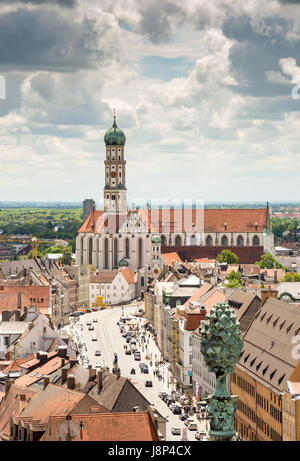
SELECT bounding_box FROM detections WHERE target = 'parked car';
[125,349,131,355]
[195,432,207,441]
[179,413,188,421]
[184,418,194,427]
[171,427,181,436]
[145,380,153,387]
[134,354,141,361]
[188,423,198,431]
[95,350,101,356]
[95,362,101,369]
[159,392,168,400]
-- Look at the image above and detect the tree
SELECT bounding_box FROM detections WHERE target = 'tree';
[256,252,283,269]
[61,246,73,266]
[216,249,239,264]
[280,272,300,282]
[226,270,242,288]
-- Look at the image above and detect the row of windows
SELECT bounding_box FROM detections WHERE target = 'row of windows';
[232,373,255,397]
[237,399,256,423]
[159,234,261,246]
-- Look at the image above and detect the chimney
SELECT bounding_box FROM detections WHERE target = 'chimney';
[97,370,103,393]
[35,351,40,360]
[58,346,67,358]
[39,352,48,364]
[1,310,11,322]
[274,270,278,284]
[19,393,26,413]
[17,292,22,310]
[14,310,21,322]
[88,366,96,381]
[43,376,50,390]
[5,379,13,394]
[67,375,75,389]
[261,287,278,306]
[61,368,68,384]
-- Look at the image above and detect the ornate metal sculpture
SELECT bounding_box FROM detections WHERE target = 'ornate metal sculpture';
[200,301,243,440]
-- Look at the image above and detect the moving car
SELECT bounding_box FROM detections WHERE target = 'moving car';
[93,318,98,323]
[179,413,188,421]
[125,349,131,355]
[159,392,168,400]
[91,336,97,341]
[88,325,94,331]
[171,427,181,436]
[95,350,101,356]
[172,405,182,415]
[145,380,153,387]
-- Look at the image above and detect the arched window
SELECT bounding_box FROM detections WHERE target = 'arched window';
[125,238,130,258]
[138,238,143,269]
[161,235,167,246]
[113,239,118,269]
[237,235,244,246]
[175,235,182,246]
[206,235,213,246]
[221,235,228,246]
[88,238,93,265]
[190,235,197,246]
[253,235,259,246]
[104,239,109,269]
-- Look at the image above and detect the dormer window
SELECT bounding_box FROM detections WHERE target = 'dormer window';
[255,222,258,231]
[224,222,227,231]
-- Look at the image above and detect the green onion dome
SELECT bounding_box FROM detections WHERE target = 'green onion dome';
[104,116,126,146]
[118,258,129,267]
[151,234,161,244]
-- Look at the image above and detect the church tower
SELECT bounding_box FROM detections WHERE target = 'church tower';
[103,111,127,214]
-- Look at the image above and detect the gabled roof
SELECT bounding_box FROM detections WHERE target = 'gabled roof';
[42,411,159,441]
[16,384,89,425]
[15,355,72,387]
[183,282,213,308]
[237,297,300,392]
[90,271,118,284]
[78,208,268,234]
[120,268,135,285]
[162,252,182,265]
[0,384,41,440]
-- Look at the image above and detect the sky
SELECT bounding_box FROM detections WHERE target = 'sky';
[0,0,300,206]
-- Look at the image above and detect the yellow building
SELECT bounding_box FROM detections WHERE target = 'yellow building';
[231,296,300,441]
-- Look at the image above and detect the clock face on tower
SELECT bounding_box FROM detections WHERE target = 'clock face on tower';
[110,171,116,178]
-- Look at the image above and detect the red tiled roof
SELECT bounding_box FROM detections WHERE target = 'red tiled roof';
[42,411,159,441]
[90,271,117,284]
[162,252,182,265]
[15,355,70,386]
[78,208,267,234]
[16,384,87,426]
[121,268,135,285]
[184,282,213,308]
[0,384,41,440]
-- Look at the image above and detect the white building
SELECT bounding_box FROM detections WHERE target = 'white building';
[89,268,135,306]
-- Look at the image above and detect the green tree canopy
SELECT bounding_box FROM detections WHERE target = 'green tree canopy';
[256,251,283,269]
[216,249,239,264]
[281,272,300,282]
[225,270,242,288]
[61,246,73,266]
